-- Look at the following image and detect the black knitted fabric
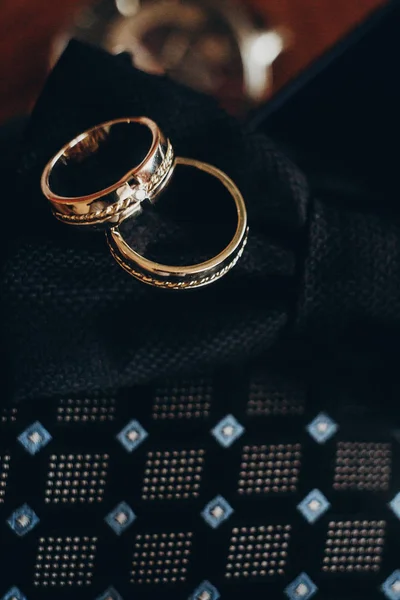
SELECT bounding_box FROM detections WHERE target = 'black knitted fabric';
[1,40,400,600]
[4,41,399,403]
[2,41,309,402]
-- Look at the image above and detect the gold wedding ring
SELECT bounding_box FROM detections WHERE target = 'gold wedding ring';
[41,117,174,227]
[41,117,248,289]
[107,157,248,289]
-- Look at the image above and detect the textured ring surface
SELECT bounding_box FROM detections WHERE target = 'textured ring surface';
[107,157,248,290]
[41,117,174,228]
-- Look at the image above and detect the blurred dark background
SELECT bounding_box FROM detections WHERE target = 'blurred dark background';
[0,0,385,123]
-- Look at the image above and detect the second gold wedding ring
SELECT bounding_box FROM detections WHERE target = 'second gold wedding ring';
[107,156,248,289]
[41,117,174,227]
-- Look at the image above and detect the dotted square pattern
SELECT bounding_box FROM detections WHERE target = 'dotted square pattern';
[0,455,10,504]
[247,373,305,416]
[45,454,109,504]
[1,407,17,423]
[322,520,386,573]
[333,442,391,491]
[238,445,301,495]
[130,532,193,584]
[33,536,97,587]
[152,379,212,420]
[225,525,291,579]
[142,449,205,500]
[57,396,116,423]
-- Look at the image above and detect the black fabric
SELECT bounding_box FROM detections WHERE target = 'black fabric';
[2,41,307,403]
[3,40,400,404]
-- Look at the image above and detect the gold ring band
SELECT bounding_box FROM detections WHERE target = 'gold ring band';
[107,157,248,289]
[41,117,174,228]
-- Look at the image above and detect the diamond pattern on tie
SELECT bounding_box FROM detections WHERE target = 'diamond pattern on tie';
[116,420,148,452]
[297,489,330,523]
[1,588,27,600]
[7,504,39,537]
[1,366,399,598]
[189,580,220,600]
[17,422,52,455]
[285,573,317,600]
[105,502,136,535]
[389,493,400,519]
[382,570,400,600]
[211,415,244,448]
[201,495,234,529]
[306,413,338,444]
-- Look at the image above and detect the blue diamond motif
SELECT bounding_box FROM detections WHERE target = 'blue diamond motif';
[1,588,27,600]
[96,587,123,600]
[116,420,148,452]
[389,493,400,519]
[211,415,245,448]
[105,502,136,535]
[297,489,330,524]
[189,580,220,600]
[17,422,52,455]
[285,573,318,600]
[382,570,400,600]
[201,495,233,529]
[306,412,338,444]
[7,504,39,537]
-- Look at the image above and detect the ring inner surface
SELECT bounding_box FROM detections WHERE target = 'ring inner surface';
[118,163,238,266]
[49,121,153,198]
